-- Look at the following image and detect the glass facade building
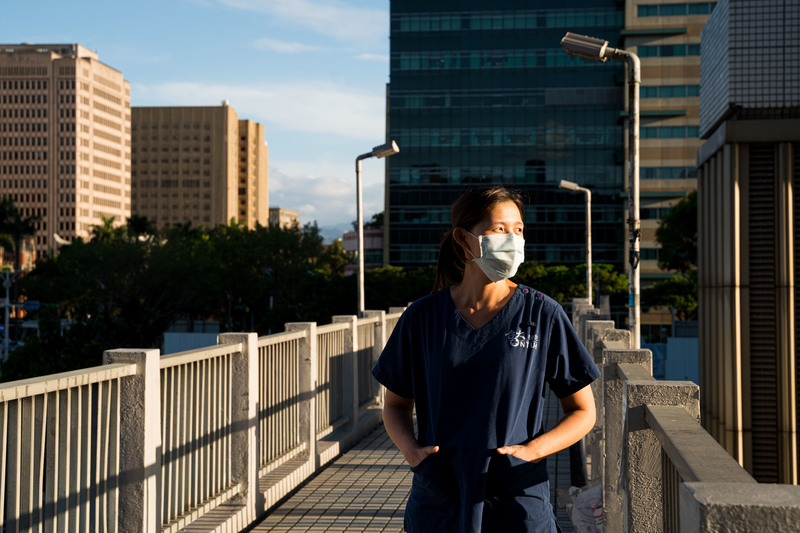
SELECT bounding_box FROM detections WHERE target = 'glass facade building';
[387,1,626,269]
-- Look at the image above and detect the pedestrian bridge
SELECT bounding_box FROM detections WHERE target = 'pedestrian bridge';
[2,303,800,532]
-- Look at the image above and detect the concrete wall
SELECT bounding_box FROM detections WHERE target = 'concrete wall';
[575,305,800,532]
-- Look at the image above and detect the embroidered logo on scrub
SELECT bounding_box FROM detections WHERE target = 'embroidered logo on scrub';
[505,329,539,349]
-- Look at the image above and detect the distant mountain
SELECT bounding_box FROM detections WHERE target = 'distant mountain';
[319,223,352,244]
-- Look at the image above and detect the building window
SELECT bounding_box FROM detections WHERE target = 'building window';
[641,167,697,180]
[642,85,700,98]
[638,2,716,17]
[641,126,700,139]
[638,44,701,58]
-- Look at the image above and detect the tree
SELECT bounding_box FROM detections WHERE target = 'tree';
[89,215,125,244]
[364,212,384,229]
[0,197,39,272]
[353,212,384,231]
[513,262,627,303]
[655,190,697,273]
[643,271,697,320]
[643,190,698,319]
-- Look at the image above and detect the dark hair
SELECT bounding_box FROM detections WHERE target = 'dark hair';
[431,185,525,292]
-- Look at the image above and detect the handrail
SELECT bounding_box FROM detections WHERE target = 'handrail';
[645,405,756,484]
[0,362,136,401]
[317,322,350,334]
[257,328,306,347]
[0,308,400,532]
[159,342,242,369]
[357,315,380,326]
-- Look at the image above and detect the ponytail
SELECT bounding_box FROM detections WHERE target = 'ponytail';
[431,229,466,293]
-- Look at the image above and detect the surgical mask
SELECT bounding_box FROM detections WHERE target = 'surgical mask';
[465,231,525,282]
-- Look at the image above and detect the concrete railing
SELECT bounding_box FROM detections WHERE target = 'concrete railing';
[0,309,403,532]
[574,306,800,532]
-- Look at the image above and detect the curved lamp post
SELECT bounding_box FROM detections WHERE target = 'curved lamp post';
[561,32,641,348]
[560,179,592,305]
[355,141,399,316]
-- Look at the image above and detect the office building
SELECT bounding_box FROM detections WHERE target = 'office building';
[622,1,715,282]
[387,1,626,270]
[268,207,299,229]
[0,43,131,255]
[697,0,800,484]
[343,228,383,276]
[131,103,269,230]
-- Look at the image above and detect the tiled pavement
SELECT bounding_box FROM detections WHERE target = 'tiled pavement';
[251,391,576,532]
[251,428,411,532]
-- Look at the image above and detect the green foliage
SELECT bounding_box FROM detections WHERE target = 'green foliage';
[364,265,435,310]
[656,190,697,273]
[512,262,628,303]
[353,212,384,231]
[646,190,699,318]
[7,218,435,381]
[6,211,630,383]
[642,271,698,320]
[0,197,39,271]
[364,212,384,229]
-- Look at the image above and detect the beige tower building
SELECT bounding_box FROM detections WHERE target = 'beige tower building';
[0,43,131,256]
[622,1,715,282]
[131,103,268,230]
[697,0,800,484]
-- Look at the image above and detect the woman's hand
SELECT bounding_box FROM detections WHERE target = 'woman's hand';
[382,389,441,468]
[497,385,596,463]
[406,445,440,468]
[496,441,543,463]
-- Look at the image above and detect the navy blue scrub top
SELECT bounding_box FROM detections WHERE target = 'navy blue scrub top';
[372,284,600,533]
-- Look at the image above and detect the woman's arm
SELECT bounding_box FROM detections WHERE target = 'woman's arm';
[497,384,596,462]
[383,389,439,468]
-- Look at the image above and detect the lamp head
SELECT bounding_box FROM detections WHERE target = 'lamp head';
[559,179,580,191]
[561,32,609,63]
[371,140,399,158]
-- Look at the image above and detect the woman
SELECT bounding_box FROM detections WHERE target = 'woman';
[372,186,599,532]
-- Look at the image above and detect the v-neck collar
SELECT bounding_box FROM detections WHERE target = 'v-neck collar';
[445,285,521,337]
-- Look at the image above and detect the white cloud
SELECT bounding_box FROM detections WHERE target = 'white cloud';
[217,0,387,45]
[133,80,384,141]
[253,38,319,53]
[269,163,385,228]
[356,53,389,62]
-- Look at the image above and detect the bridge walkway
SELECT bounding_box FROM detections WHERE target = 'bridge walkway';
[250,391,577,532]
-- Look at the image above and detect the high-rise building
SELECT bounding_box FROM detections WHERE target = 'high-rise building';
[0,44,131,256]
[386,1,626,270]
[697,0,800,484]
[131,103,269,230]
[623,1,715,283]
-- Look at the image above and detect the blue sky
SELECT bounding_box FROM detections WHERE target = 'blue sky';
[3,0,392,240]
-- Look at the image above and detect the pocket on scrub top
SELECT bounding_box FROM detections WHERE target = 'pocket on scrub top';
[408,452,456,516]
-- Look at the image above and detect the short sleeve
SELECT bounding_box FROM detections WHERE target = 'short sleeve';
[372,308,416,399]
[544,305,601,398]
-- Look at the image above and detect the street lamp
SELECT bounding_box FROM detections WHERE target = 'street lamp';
[559,180,592,305]
[355,141,399,316]
[561,32,642,348]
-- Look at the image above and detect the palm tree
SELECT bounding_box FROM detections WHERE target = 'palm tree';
[89,216,123,244]
[0,198,39,272]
